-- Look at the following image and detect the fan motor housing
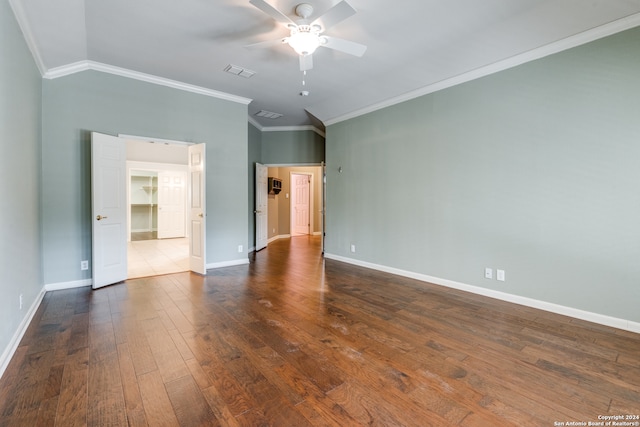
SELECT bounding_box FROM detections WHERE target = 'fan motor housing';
[295,3,314,19]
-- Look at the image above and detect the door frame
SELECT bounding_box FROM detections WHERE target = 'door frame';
[255,164,324,249]
[255,163,268,251]
[119,134,206,277]
[321,161,326,254]
[290,172,313,236]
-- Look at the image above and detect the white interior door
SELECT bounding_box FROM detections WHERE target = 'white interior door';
[255,163,268,251]
[291,173,311,236]
[157,171,186,239]
[188,144,206,274]
[91,132,127,289]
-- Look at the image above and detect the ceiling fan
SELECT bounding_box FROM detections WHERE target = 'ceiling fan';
[247,0,367,71]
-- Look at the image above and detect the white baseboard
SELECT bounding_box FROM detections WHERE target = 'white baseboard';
[0,286,47,379]
[324,253,640,335]
[249,234,290,253]
[206,258,250,269]
[268,234,291,244]
[44,279,92,292]
[264,233,320,246]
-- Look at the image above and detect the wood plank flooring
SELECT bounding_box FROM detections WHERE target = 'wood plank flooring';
[1,235,639,426]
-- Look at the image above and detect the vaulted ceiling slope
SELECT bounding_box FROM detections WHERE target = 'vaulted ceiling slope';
[9,0,640,131]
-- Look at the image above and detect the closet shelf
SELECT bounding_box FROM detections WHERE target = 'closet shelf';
[131,174,158,233]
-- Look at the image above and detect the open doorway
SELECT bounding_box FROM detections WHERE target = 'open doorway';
[262,165,323,245]
[125,138,190,278]
[91,133,206,288]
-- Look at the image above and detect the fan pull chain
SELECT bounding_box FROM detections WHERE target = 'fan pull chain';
[300,71,310,97]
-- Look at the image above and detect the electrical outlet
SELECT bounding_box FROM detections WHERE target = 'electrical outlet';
[19,294,23,310]
[80,260,89,270]
[484,268,493,279]
[350,244,356,253]
[238,245,243,253]
[497,269,505,282]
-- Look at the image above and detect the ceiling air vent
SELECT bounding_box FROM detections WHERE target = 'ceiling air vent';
[223,64,256,78]
[255,110,283,119]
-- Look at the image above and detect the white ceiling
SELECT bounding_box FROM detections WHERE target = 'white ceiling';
[10,0,640,132]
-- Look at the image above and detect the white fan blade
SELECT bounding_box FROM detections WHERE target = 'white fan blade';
[245,37,288,49]
[312,1,356,31]
[321,36,367,57]
[249,0,294,25]
[300,54,313,71]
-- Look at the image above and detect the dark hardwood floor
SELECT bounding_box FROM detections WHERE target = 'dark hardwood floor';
[1,235,639,426]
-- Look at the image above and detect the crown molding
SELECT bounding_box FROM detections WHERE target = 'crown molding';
[248,116,262,130]
[43,60,252,105]
[44,60,90,78]
[323,12,640,126]
[248,118,325,137]
[262,125,325,138]
[8,0,47,76]
[14,0,640,130]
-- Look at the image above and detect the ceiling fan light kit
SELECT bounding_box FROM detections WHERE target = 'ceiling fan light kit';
[247,0,366,71]
[286,25,325,56]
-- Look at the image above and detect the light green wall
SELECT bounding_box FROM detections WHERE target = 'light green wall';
[326,26,640,323]
[0,1,43,362]
[261,129,325,165]
[42,70,248,285]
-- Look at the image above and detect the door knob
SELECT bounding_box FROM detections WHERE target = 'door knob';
[198,213,204,218]
[96,215,108,221]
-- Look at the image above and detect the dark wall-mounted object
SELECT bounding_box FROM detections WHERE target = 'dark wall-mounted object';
[268,177,282,195]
